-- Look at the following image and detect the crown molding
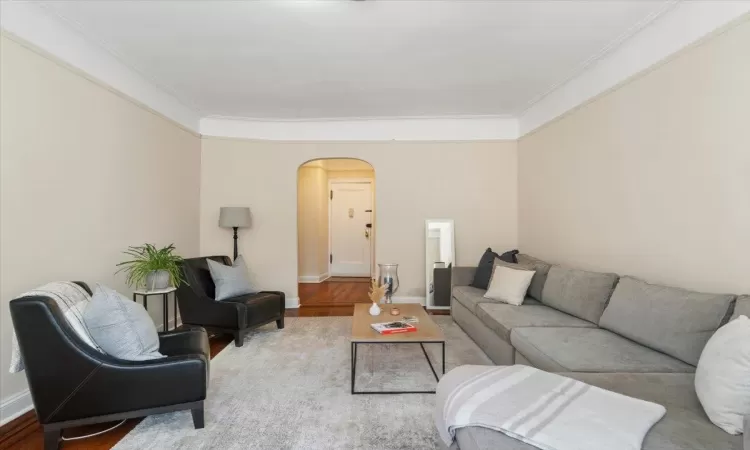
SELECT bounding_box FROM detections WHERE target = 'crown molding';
[518,1,750,137]
[0,2,201,133]
[200,115,520,141]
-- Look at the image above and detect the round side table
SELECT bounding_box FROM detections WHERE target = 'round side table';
[132,287,178,331]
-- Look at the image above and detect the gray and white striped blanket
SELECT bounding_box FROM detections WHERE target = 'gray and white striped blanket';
[436,365,666,450]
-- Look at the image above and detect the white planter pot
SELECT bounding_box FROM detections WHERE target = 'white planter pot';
[369,303,381,316]
[145,270,170,291]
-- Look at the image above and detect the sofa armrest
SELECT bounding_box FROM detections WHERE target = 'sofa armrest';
[744,416,749,450]
[451,267,477,290]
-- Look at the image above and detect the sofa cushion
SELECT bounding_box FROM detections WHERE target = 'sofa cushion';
[540,266,618,324]
[456,372,742,450]
[731,295,750,321]
[599,276,735,366]
[476,302,596,343]
[452,286,541,315]
[515,254,552,302]
[471,248,518,290]
[510,327,695,373]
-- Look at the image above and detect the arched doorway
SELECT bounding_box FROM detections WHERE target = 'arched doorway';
[297,158,375,307]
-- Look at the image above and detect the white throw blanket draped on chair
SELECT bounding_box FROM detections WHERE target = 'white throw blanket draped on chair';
[436,365,666,450]
[9,281,94,373]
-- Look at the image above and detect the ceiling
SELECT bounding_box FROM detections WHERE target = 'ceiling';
[36,0,674,120]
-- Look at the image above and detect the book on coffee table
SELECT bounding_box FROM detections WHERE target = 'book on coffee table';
[371,321,417,335]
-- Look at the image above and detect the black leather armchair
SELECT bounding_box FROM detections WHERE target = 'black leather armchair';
[176,256,285,347]
[8,282,209,450]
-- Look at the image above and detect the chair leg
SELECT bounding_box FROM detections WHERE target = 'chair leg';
[234,331,245,347]
[191,403,205,429]
[43,427,61,450]
[276,318,285,329]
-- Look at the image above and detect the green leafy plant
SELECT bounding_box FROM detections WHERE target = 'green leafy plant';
[116,244,186,289]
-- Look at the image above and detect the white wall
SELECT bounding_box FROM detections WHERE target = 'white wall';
[0,35,201,423]
[201,139,518,302]
[518,17,750,295]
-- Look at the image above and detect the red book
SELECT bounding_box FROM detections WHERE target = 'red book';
[371,321,417,335]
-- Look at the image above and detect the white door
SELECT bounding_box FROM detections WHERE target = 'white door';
[330,182,372,277]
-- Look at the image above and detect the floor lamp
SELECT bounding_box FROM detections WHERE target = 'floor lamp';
[219,207,251,260]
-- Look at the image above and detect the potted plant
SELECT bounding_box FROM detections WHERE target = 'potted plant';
[116,244,185,291]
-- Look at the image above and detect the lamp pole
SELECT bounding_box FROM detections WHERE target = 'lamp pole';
[233,227,239,260]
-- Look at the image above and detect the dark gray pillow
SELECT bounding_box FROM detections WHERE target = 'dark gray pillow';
[207,255,257,300]
[84,284,164,360]
[471,248,518,290]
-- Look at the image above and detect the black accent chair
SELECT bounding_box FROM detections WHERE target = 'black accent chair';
[176,256,285,347]
[8,282,209,450]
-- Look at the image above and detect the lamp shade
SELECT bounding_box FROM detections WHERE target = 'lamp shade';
[219,207,251,228]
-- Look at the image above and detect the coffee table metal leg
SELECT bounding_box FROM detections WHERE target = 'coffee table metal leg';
[351,342,444,394]
[442,341,446,375]
[351,342,357,394]
[420,343,440,382]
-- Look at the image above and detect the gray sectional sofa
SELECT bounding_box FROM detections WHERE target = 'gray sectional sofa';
[449,253,748,450]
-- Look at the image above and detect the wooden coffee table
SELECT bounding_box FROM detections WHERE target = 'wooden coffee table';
[350,303,445,394]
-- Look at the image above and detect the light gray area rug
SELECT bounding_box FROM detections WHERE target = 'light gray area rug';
[114,316,491,450]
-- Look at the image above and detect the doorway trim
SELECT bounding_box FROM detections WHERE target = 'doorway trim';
[328,178,375,279]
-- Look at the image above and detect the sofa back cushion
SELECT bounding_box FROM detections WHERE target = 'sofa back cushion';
[731,295,750,321]
[599,277,736,366]
[515,254,552,301]
[541,266,619,324]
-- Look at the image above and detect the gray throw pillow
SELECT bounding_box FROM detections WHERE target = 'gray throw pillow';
[83,284,164,360]
[207,255,257,300]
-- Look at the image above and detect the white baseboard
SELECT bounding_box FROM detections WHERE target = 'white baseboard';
[390,296,426,306]
[298,273,330,283]
[427,305,451,310]
[286,296,300,309]
[0,389,33,426]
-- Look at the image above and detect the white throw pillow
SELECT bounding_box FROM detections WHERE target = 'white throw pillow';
[695,315,750,435]
[483,265,535,306]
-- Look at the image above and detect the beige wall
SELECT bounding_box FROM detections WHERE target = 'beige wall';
[201,139,518,300]
[0,36,201,421]
[518,18,750,295]
[297,166,329,279]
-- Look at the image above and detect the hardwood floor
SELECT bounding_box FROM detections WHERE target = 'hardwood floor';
[0,280,446,450]
[298,277,372,306]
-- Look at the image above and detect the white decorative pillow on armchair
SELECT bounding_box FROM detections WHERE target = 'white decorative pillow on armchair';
[695,315,750,435]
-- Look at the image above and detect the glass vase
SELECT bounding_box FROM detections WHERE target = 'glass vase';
[378,264,399,304]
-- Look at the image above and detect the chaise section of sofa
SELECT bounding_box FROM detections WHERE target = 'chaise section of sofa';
[454,372,743,450]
